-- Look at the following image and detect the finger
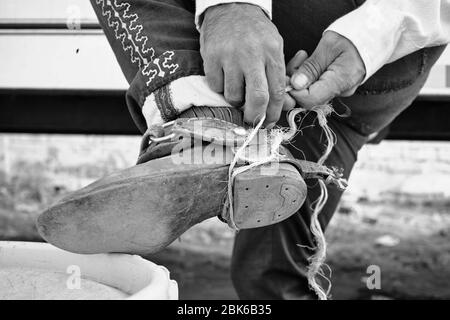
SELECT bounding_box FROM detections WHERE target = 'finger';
[243,66,269,125]
[340,86,358,97]
[204,61,224,93]
[290,47,328,91]
[285,76,291,86]
[224,69,245,107]
[283,76,297,111]
[289,70,340,108]
[286,50,308,76]
[265,60,286,126]
[282,94,296,111]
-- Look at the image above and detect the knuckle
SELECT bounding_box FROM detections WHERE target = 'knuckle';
[269,88,285,103]
[250,74,266,90]
[302,59,322,79]
[323,31,339,45]
[252,91,270,106]
[268,58,286,72]
[266,37,283,52]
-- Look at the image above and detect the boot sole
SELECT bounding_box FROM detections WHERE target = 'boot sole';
[232,163,307,229]
[37,153,306,255]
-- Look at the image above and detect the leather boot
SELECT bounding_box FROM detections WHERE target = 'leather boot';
[37,107,346,255]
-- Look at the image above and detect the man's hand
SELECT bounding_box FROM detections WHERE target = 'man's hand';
[200,3,286,127]
[288,31,366,108]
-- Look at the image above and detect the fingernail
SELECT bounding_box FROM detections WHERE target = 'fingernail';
[292,73,309,90]
[295,50,306,57]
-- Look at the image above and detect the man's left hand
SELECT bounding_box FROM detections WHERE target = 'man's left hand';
[288,31,366,108]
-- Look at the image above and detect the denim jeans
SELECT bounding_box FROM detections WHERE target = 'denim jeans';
[90,0,445,299]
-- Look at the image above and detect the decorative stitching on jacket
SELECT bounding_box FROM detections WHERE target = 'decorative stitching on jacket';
[95,0,179,86]
[95,0,154,67]
[142,51,179,86]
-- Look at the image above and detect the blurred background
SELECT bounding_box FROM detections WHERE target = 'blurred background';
[1,0,450,299]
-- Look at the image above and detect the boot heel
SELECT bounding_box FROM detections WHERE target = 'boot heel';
[232,163,307,229]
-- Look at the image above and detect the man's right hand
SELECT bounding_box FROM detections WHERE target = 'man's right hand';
[200,3,286,127]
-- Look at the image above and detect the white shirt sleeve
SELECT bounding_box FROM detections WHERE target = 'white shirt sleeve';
[195,0,272,30]
[326,0,450,82]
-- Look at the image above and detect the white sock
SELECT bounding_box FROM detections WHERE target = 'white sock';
[142,75,232,127]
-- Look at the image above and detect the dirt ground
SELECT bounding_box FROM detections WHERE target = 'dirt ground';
[148,199,450,300]
[0,135,449,299]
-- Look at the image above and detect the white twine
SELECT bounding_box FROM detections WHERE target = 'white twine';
[307,179,330,300]
[225,104,337,300]
[303,104,336,300]
[227,114,272,230]
[283,107,306,141]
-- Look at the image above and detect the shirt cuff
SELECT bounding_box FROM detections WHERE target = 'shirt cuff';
[325,1,404,83]
[195,0,272,31]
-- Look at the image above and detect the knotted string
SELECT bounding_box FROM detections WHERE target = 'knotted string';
[225,104,337,300]
[295,104,335,300]
[291,104,335,300]
[226,114,284,230]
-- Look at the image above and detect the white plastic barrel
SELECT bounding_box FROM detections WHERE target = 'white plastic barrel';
[0,241,178,300]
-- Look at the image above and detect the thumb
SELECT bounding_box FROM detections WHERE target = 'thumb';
[290,51,327,91]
